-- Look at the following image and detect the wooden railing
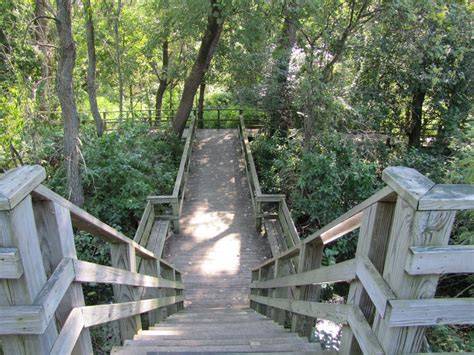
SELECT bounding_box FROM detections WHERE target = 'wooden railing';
[0,165,184,354]
[147,116,197,234]
[238,115,300,252]
[249,166,474,354]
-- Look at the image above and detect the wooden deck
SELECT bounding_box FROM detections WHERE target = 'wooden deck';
[163,129,272,309]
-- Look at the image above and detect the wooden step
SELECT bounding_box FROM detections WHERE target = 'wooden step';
[112,342,320,354]
[124,336,309,347]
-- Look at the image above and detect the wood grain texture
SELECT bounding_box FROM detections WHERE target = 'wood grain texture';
[82,295,184,327]
[387,298,474,326]
[0,247,23,279]
[0,196,57,354]
[73,259,183,289]
[251,259,355,289]
[49,308,84,355]
[418,184,474,210]
[382,166,435,209]
[32,199,93,354]
[111,243,142,343]
[373,196,456,354]
[0,305,45,334]
[348,306,384,355]
[250,294,350,324]
[405,245,474,274]
[0,165,46,210]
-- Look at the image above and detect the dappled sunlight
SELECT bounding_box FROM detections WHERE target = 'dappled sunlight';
[200,233,241,275]
[182,207,235,241]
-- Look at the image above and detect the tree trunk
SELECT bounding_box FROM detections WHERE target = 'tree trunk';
[83,0,103,137]
[155,40,169,125]
[407,88,425,147]
[172,0,224,137]
[35,0,50,113]
[55,0,84,206]
[114,0,123,123]
[266,15,296,135]
[197,80,206,129]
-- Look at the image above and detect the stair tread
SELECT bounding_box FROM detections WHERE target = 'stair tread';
[124,337,310,347]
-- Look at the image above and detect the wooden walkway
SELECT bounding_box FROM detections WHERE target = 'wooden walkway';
[163,129,272,309]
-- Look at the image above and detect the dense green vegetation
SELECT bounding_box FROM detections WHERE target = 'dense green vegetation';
[0,0,472,352]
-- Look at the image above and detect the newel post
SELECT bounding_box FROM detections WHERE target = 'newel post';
[372,167,457,353]
[0,166,58,354]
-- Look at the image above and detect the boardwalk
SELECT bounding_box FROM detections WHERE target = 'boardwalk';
[163,129,272,309]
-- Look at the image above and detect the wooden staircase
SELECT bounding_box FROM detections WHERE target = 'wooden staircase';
[111,307,324,354]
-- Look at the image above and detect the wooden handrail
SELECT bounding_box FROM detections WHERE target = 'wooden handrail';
[250,166,474,354]
[0,165,184,354]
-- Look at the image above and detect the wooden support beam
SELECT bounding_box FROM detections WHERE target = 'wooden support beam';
[250,294,351,325]
[0,247,23,279]
[347,306,384,355]
[418,184,474,210]
[0,306,45,334]
[73,259,183,289]
[405,245,474,274]
[372,179,456,354]
[387,298,474,327]
[111,243,142,343]
[33,199,93,354]
[251,259,355,289]
[0,168,58,354]
[82,296,184,328]
[49,308,84,355]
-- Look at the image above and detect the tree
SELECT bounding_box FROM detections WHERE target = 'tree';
[55,0,84,206]
[172,0,224,136]
[83,0,104,136]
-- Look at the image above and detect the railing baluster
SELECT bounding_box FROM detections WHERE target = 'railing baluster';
[110,244,142,343]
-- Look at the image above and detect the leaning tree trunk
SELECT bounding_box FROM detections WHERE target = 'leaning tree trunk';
[407,88,426,147]
[172,0,224,137]
[83,0,103,137]
[197,79,206,129]
[155,40,169,125]
[113,0,124,123]
[56,0,84,206]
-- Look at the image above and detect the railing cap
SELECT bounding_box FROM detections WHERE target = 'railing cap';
[382,166,435,209]
[0,165,46,211]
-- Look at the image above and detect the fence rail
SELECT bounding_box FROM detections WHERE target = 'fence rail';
[247,161,474,353]
[0,165,184,354]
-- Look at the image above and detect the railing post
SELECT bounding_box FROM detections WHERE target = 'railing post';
[141,258,165,326]
[0,166,58,354]
[339,201,395,354]
[33,198,93,354]
[217,109,220,129]
[292,239,324,339]
[110,243,142,343]
[161,264,178,317]
[371,167,456,353]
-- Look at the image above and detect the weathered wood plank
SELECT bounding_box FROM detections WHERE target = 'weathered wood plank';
[382,166,435,209]
[0,196,57,354]
[305,186,395,245]
[372,195,456,354]
[32,199,93,354]
[0,305,45,334]
[255,194,285,203]
[387,298,474,327]
[0,165,46,210]
[418,184,474,211]
[82,295,184,328]
[251,259,356,289]
[147,195,177,204]
[0,247,23,279]
[405,245,474,275]
[249,294,351,325]
[33,258,75,324]
[263,218,283,256]
[356,256,395,317]
[340,201,395,355]
[348,306,384,355]
[321,212,363,244]
[280,199,300,245]
[111,243,142,343]
[133,201,154,244]
[73,259,183,289]
[49,308,84,355]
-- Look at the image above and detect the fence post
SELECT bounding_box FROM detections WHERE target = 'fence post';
[371,167,456,353]
[110,243,142,343]
[33,198,93,354]
[339,201,395,354]
[0,166,58,354]
[217,109,221,129]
